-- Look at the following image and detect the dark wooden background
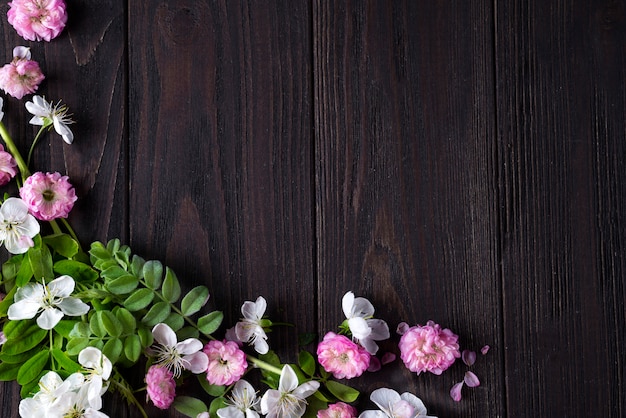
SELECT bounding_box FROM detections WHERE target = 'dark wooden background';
[0,0,624,417]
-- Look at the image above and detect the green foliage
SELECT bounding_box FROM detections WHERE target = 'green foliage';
[173,396,208,418]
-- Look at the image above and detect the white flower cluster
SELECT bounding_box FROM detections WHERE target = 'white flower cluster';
[19,347,112,418]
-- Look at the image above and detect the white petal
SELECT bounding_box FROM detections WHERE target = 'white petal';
[14,282,44,302]
[85,377,103,410]
[244,409,260,418]
[342,291,355,318]
[1,197,29,220]
[351,296,375,318]
[217,406,244,418]
[78,347,103,369]
[348,317,372,340]
[292,380,320,398]
[241,296,266,320]
[0,97,4,121]
[260,389,280,415]
[400,392,427,415]
[48,275,75,298]
[28,116,45,126]
[183,351,208,374]
[19,397,46,417]
[359,337,380,355]
[253,335,269,354]
[278,365,299,392]
[13,46,31,60]
[370,388,401,411]
[367,319,390,340]
[152,323,177,347]
[358,411,387,418]
[37,308,64,329]
[176,337,203,355]
[8,299,42,320]
[25,98,48,117]
[58,297,90,316]
[53,117,73,144]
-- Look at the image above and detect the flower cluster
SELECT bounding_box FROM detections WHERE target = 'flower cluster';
[0,3,490,417]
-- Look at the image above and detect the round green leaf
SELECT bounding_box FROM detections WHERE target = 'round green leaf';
[181,286,210,316]
[162,267,181,303]
[66,337,90,356]
[197,311,223,336]
[53,260,99,283]
[143,260,163,290]
[115,307,137,333]
[123,288,155,312]
[124,335,142,363]
[173,396,208,418]
[106,274,139,295]
[103,338,123,364]
[325,380,360,403]
[101,311,123,337]
[141,302,171,327]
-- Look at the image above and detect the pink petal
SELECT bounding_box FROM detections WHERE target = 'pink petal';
[183,351,208,374]
[450,382,464,402]
[396,322,410,335]
[481,345,490,355]
[462,350,476,366]
[381,352,396,365]
[367,356,381,372]
[464,371,480,387]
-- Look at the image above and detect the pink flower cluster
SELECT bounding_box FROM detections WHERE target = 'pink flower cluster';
[145,365,176,410]
[8,0,68,42]
[317,402,357,418]
[204,340,248,386]
[316,332,370,379]
[0,47,44,99]
[20,171,77,220]
[0,145,17,186]
[398,320,460,375]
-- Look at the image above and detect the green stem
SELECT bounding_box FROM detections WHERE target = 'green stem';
[0,121,30,183]
[60,217,83,253]
[27,125,48,168]
[111,370,148,418]
[49,219,62,235]
[246,355,283,376]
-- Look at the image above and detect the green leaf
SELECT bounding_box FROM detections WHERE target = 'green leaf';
[130,255,146,277]
[162,267,182,303]
[101,266,128,281]
[17,350,49,385]
[209,397,228,418]
[2,326,47,355]
[197,311,223,336]
[28,242,54,282]
[2,255,22,282]
[53,260,99,283]
[163,312,184,331]
[2,318,32,340]
[173,396,208,418]
[138,327,153,348]
[54,320,78,338]
[69,322,91,338]
[197,374,226,397]
[0,361,21,381]
[106,274,139,295]
[114,250,130,270]
[123,288,155,311]
[101,310,123,337]
[90,312,107,338]
[15,257,33,287]
[114,307,136,333]
[177,326,199,340]
[103,338,123,364]
[0,347,40,364]
[51,349,81,373]
[66,337,90,355]
[325,381,360,403]
[181,286,210,316]
[143,260,163,290]
[88,241,111,261]
[298,350,316,377]
[106,239,121,254]
[0,285,16,316]
[124,335,141,363]
[141,301,171,327]
[43,234,79,258]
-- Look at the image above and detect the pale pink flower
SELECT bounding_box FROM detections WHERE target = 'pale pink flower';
[317,402,357,418]
[398,320,460,375]
[0,144,17,186]
[0,46,44,99]
[204,340,248,386]
[20,171,77,220]
[145,365,176,410]
[7,0,68,42]
[317,332,370,379]
[150,323,208,378]
[358,388,436,418]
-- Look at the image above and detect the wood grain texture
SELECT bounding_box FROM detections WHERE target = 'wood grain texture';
[496,0,626,415]
[128,1,313,415]
[313,1,503,416]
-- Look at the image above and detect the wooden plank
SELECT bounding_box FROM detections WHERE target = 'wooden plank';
[0,1,127,416]
[128,1,313,415]
[313,1,503,415]
[496,0,626,415]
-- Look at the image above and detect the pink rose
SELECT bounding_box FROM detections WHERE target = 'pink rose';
[204,340,247,386]
[317,332,370,379]
[317,402,358,418]
[145,365,176,410]
[20,171,77,220]
[398,320,460,375]
[0,145,17,186]
[7,0,68,42]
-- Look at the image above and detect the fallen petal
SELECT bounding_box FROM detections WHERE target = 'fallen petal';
[450,381,464,402]
[381,351,396,365]
[464,371,480,387]
[462,349,476,366]
[481,345,490,355]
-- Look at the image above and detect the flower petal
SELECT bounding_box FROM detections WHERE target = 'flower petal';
[350,296,375,318]
[370,387,401,411]
[464,371,480,387]
[450,381,464,402]
[348,317,371,340]
[400,392,428,415]
[278,365,299,392]
[7,298,41,320]
[48,275,75,298]
[292,380,320,398]
[58,297,90,316]
[53,117,73,144]
[462,350,476,366]
[183,351,208,374]
[341,291,355,318]
[37,307,64,329]
[366,318,390,340]
[260,388,280,415]
[217,405,244,418]
[152,323,177,347]
[358,411,387,418]
[176,338,203,355]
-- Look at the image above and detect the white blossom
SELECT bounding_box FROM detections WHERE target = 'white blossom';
[260,365,319,418]
[358,388,436,418]
[235,296,269,354]
[342,291,390,354]
[0,197,40,254]
[151,323,208,377]
[25,95,74,144]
